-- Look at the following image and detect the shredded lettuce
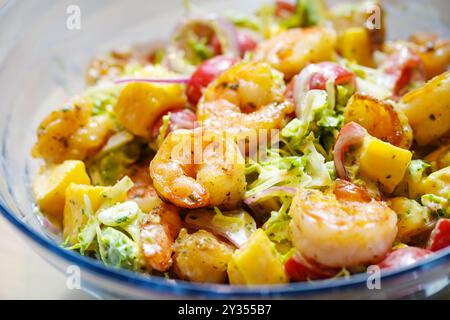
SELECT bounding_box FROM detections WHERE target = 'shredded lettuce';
[88,139,142,186]
[227,13,261,31]
[186,32,214,64]
[212,207,244,232]
[97,201,140,227]
[83,84,123,130]
[298,0,327,27]
[100,176,134,209]
[302,135,333,188]
[395,160,431,198]
[245,134,332,226]
[336,84,354,111]
[282,89,343,158]
[263,197,291,242]
[245,149,310,199]
[278,0,327,29]
[282,90,328,145]
[97,226,140,270]
[66,178,146,271]
[76,195,98,254]
[421,194,450,218]
[342,60,392,99]
[155,112,171,149]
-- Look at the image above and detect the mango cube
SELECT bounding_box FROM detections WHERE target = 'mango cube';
[359,137,412,193]
[114,67,187,137]
[227,229,287,285]
[32,160,90,224]
[63,184,107,245]
[338,27,374,67]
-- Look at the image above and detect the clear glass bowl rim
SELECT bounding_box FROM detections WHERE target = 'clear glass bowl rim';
[1,0,450,298]
[3,195,450,298]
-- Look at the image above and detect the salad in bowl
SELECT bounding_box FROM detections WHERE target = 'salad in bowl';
[29,0,450,288]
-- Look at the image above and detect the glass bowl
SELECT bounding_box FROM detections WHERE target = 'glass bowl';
[0,0,449,299]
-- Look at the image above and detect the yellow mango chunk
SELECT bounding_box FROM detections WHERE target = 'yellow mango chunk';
[63,183,126,245]
[389,197,430,243]
[115,67,186,137]
[227,229,287,285]
[421,167,450,198]
[338,27,374,67]
[400,72,450,145]
[426,144,450,171]
[359,137,412,193]
[33,160,90,225]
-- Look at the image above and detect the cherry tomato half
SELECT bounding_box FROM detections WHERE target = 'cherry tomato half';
[186,55,238,105]
[377,247,432,270]
[428,219,450,252]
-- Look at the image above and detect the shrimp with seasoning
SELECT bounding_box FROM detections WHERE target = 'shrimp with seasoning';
[127,162,182,272]
[289,179,398,268]
[150,128,246,209]
[254,27,337,79]
[140,203,182,272]
[197,61,293,133]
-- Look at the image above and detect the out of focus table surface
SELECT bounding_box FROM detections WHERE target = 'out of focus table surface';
[0,216,91,299]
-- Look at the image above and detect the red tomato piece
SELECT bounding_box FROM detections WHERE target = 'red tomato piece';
[308,62,356,90]
[285,255,337,281]
[211,32,257,58]
[383,47,425,96]
[237,32,258,56]
[427,219,450,252]
[275,1,296,19]
[377,247,432,270]
[186,55,238,105]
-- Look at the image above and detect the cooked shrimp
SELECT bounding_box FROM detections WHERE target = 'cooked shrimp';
[384,34,450,80]
[32,97,114,164]
[128,161,182,272]
[197,61,293,132]
[127,161,164,213]
[150,128,246,209]
[140,203,182,272]
[289,180,398,268]
[173,229,234,283]
[344,93,413,149]
[254,27,337,79]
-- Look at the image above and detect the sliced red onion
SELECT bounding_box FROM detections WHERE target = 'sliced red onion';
[293,64,323,117]
[115,77,190,84]
[185,209,256,247]
[151,108,198,140]
[333,122,367,180]
[215,16,241,57]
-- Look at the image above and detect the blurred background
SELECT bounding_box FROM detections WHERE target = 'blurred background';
[0,215,90,299]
